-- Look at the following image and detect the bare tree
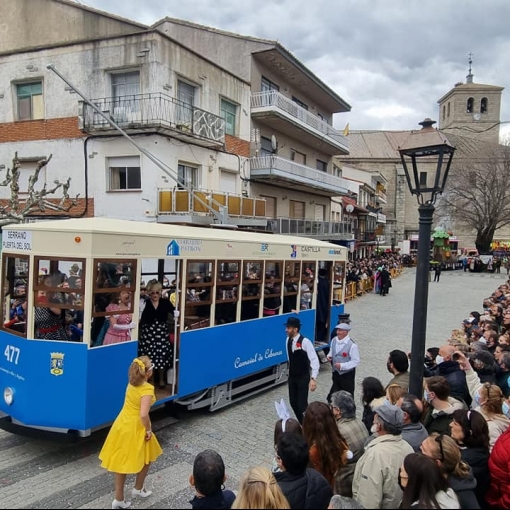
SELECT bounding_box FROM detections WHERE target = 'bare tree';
[0,152,79,226]
[437,144,510,253]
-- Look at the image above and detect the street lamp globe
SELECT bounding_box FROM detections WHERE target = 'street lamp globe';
[398,118,456,205]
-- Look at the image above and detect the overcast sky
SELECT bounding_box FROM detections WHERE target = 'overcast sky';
[82,0,510,137]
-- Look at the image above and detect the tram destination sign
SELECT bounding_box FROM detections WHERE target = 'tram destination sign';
[2,230,32,252]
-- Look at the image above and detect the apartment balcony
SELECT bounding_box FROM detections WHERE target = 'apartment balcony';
[251,91,348,155]
[376,188,387,204]
[79,93,225,148]
[354,229,377,243]
[157,189,267,227]
[265,218,353,240]
[377,212,387,224]
[250,155,350,197]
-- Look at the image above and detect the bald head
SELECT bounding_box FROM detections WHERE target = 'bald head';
[439,345,455,361]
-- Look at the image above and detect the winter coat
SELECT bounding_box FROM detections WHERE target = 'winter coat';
[274,468,333,510]
[460,446,490,508]
[408,489,460,509]
[435,488,461,509]
[401,422,429,452]
[448,468,480,509]
[465,368,510,451]
[423,398,467,435]
[386,371,410,393]
[436,361,471,406]
[486,427,510,509]
[496,369,510,398]
[352,434,414,509]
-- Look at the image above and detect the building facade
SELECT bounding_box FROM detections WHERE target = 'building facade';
[153,18,356,241]
[336,69,507,249]
[0,0,264,228]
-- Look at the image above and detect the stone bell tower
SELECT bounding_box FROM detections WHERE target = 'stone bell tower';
[437,54,504,144]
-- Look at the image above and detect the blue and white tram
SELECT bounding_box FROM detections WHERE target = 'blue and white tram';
[0,218,347,437]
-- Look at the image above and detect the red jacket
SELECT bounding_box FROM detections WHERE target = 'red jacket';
[486,427,510,508]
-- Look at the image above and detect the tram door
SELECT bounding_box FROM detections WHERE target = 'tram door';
[316,261,334,343]
[140,258,183,398]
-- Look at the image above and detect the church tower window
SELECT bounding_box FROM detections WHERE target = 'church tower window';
[481,97,488,114]
[442,105,446,120]
[466,97,474,113]
[447,102,451,117]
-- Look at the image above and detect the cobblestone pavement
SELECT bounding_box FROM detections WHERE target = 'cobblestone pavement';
[0,269,504,509]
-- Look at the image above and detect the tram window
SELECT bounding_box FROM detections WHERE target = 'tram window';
[93,260,136,316]
[240,260,262,321]
[32,258,86,342]
[283,261,301,313]
[300,262,316,310]
[243,261,262,282]
[333,261,345,303]
[187,261,214,285]
[263,261,282,316]
[1,255,29,337]
[184,260,213,330]
[96,260,134,289]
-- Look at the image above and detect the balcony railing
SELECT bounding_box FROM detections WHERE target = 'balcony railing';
[265,218,353,238]
[250,155,350,195]
[158,189,266,218]
[354,229,377,242]
[251,91,347,150]
[80,93,225,145]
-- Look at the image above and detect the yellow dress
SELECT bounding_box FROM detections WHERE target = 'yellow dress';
[99,382,162,474]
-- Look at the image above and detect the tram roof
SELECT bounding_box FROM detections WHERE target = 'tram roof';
[8,218,347,250]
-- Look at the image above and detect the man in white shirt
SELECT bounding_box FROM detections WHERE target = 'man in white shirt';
[327,323,360,402]
[285,317,319,424]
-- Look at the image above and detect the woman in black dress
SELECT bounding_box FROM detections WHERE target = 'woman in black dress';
[138,281,173,389]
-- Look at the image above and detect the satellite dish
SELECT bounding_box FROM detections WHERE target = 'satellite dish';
[346,204,354,213]
[271,135,278,152]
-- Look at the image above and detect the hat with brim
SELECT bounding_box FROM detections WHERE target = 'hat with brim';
[335,323,351,331]
[284,317,301,328]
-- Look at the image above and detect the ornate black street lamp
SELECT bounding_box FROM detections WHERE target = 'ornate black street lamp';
[398,118,456,397]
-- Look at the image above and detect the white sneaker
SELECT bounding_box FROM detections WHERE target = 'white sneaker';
[132,487,153,499]
[112,500,131,509]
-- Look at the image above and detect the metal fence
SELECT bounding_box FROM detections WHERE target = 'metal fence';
[81,93,225,143]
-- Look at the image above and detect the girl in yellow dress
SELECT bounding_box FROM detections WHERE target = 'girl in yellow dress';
[99,356,163,509]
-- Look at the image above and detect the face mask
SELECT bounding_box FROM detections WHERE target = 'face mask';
[474,391,483,406]
[424,357,435,368]
[424,390,432,403]
[436,355,444,365]
[502,401,510,418]
[383,398,391,407]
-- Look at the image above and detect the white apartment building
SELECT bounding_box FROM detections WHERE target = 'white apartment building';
[0,0,264,227]
[1,0,358,240]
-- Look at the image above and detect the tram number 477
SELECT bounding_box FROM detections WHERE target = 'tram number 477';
[4,345,20,365]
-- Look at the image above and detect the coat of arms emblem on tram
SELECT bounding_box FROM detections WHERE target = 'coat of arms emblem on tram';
[50,352,65,376]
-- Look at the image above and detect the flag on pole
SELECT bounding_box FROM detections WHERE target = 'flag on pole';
[343,123,350,136]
